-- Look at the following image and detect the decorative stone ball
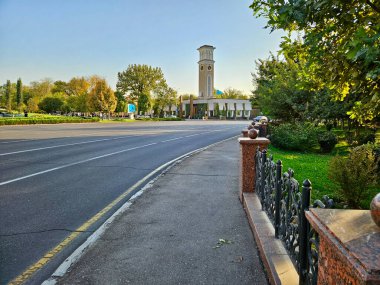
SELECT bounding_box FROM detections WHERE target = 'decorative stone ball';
[247,125,253,130]
[248,128,259,139]
[370,193,380,227]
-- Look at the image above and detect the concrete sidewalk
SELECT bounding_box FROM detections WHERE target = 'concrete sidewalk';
[54,138,268,285]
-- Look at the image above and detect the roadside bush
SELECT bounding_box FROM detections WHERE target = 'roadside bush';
[0,117,100,125]
[270,122,318,151]
[135,117,183,121]
[328,143,379,209]
[318,131,338,153]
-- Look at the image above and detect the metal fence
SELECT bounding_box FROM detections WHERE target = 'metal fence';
[255,148,333,285]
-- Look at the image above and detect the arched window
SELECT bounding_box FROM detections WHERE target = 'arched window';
[207,75,212,97]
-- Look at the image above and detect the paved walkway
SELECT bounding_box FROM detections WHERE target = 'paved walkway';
[55,138,268,285]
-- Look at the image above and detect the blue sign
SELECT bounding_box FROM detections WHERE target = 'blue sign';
[127,104,136,113]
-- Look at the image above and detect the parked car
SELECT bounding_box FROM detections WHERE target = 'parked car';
[254,115,269,123]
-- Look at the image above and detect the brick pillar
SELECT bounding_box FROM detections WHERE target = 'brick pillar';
[238,137,270,202]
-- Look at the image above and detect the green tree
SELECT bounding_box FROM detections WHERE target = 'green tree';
[52,80,70,95]
[5,80,12,111]
[67,77,89,97]
[249,0,380,125]
[114,90,127,114]
[214,103,220,117]
[27,97,39,113]
[90,78,117,118]
[252,55,313,122]
[29,78,54,98]
[38,97,64,113]
[116,64,167,113]
[153,85,177,117]
[220,88,248,99]
[16,78,23,111]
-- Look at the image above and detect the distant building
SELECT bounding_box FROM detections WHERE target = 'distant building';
[180,45,252,119]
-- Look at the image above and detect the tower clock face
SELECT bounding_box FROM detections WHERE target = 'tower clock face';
[208,65,212,71]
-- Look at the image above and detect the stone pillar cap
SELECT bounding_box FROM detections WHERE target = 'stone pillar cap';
[238,137,270,145]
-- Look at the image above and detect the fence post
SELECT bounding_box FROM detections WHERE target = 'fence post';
[238,137,270,202]
[260,150,267,210]
[299,179,311,285]
[275,160,282,238]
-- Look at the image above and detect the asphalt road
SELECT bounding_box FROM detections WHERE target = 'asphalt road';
[0,120,247,285]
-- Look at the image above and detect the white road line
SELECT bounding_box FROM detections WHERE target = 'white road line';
[0,127,235,186]
[0,136,128,156]
[0,142,157,186]
[159,128,228,143]
[0,140,29,144]
[0,128,229,156]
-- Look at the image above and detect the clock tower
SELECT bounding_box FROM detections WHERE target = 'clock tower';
[198,45,215,98]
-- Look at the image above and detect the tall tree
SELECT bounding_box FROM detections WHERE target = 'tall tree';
[16,78,22,105]
[90,78,117,118]
[116,64,167,113]
[250,0,380,125]
[67,77,90,97]
[29,78,54,98]
[16,78,23,111]
[52,80,70,95]
[153,85,177,117]
[253,55,312,122]
[5,80,12,111]
[114,90,127,114]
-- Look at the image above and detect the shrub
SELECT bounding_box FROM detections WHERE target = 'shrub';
[318,131,338,153]
[328,143,379,208]
[0,116,99,125]
[325,123,333,131]
[345,129,376,146]
[270,122,318,151]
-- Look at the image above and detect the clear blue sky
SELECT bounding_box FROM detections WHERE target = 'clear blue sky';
[0,0,283,95]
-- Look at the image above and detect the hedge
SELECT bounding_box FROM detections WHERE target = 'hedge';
[0,117,100,125]
[135,117,184,121]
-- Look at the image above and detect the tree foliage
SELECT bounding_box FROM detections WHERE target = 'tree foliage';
[114,90,127,113]
[16,78,23,108]
[250,0,380,124]
[218,88,249,99]
[38,97,64,113]
[116,64,167,113]
[5,80,12,111]
[153,85,177,116]
[252,40,351,123]
[89,78,117,117]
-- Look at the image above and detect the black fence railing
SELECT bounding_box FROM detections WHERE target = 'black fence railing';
[255,148,333,285]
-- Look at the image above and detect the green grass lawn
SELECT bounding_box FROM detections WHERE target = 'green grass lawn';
[267,143,379,209]
[267,145,340,202]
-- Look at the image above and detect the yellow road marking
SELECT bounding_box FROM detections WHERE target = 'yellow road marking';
[9,175,147,285]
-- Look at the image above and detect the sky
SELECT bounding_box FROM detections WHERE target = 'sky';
[0,0,284,95]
